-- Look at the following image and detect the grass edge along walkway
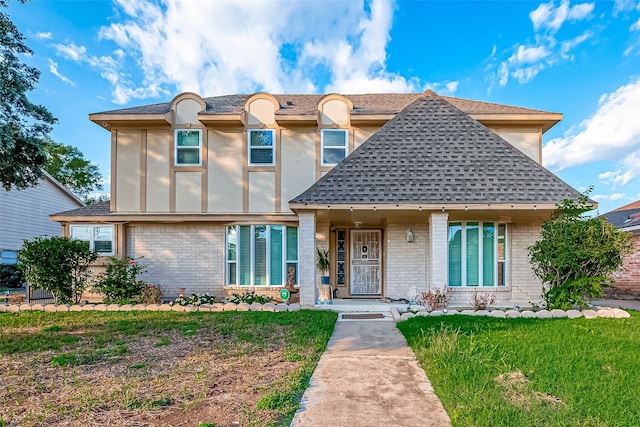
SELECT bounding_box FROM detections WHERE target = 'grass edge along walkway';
[397,312,640,427]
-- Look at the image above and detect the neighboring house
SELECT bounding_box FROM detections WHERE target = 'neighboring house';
[51,90,583,306]
[0,171,84,264]
[603,200,640,298]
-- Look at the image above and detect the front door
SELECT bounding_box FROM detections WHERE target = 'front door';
[350,230,382,295]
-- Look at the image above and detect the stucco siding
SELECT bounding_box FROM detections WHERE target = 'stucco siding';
[175,172,202,212]
[146,130,171,212]
[115,130,141,212]
[0,178,82,250]
[207,129,243,213]
[248,172,275,213]
[281,128,316,212]
[127,224,224,298]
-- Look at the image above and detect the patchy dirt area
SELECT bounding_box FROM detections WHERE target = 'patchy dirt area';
[494,370,564,410]
[0,328,300,426]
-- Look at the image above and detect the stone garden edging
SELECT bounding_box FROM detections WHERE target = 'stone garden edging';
[0,302,301,313]
[391,307,631,323]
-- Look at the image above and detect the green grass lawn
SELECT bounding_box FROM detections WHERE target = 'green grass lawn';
[398,312,640,427]
[0,310,337,426]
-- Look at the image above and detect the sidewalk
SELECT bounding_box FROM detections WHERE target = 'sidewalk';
[592,298,640,311]
[291,316,452,427]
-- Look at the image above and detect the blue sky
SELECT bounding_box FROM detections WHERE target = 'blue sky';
[8,0,640,213]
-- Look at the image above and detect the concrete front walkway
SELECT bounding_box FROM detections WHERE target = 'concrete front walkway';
[291,316,452,427]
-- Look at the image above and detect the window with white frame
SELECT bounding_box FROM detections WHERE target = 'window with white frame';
[175,129,202,165]
[321,129,348,165]
[70,225,115,256]
[0,249,18,265]
[226,225,298,286]
[448,222,507,287]
[248,129,275,165]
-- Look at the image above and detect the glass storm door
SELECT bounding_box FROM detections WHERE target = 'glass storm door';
[350,230,382,295]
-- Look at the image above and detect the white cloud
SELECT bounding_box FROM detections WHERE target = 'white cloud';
[47,59,75,86]
[614,0,639,16]
[492,1,593,88]
[36,32,52,40]
[530,0,593,33]
[57,0,428,104]
[631,18,640,31]
[592,193,626,202]
[423,80,460,96]
[543,78,640,186]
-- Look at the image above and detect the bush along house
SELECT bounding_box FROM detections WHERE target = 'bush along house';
[51,90,584,306]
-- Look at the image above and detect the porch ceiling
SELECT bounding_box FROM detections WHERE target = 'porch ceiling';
[313,206,556,227]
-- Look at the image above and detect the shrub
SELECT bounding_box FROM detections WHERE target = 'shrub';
[226,291,274,305]
[468,290,496,310]
[419,287,449,311]
[140,284,163,304]
[93,257,147,303]
[528,189,632,309]
[0,264,23,288]
[173,292,218,307]
[18,236,97,304]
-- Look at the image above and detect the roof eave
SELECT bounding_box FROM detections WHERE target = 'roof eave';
[90,111,173,130]
[289,202,560,211]
[471,113,563,133]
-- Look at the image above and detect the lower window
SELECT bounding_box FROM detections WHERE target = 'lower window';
[0,249,18,265]
[448,222,506,287]
[70,225,114,255]
[226,225,298,286]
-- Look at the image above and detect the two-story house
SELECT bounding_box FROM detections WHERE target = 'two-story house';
[51,90,583,306]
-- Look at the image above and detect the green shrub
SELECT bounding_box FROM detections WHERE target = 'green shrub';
[173,292,218,306]
[0,264,23,288]
[529,189,632,309]
[18,236,97,304]
[227,291,273,305]
[93,257,147,303]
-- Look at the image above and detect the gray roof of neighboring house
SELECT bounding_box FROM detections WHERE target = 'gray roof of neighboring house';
[54,200,111,217]
[603,205,640,229]
[94,93,557,117]
[291,94,581,206]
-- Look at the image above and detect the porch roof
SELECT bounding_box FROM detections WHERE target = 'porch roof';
[290,93,583,208]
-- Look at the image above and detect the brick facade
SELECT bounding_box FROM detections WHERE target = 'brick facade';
[385,222,429,299]
[127,224,225,298]
[508,221,544,304]
[610,232,640,298]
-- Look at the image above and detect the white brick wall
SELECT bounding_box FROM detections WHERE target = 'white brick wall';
[430,213,449,290]
[298,213,316,305]
[509,221,544,304]
[127,224,225,298]
[385,222,428,299]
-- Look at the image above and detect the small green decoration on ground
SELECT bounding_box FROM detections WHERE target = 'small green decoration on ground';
[280,288,290,302]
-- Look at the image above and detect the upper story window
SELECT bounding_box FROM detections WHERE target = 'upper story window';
[321,129,348,166]
[70,225,114,256]
[448,222,507,287]
[248,129,275,166]
[175,129,202,166]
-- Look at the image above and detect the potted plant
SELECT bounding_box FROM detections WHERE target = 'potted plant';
[316,248,330,285]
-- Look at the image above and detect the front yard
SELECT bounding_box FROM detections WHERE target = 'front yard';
[398,312,640,426]
[0,310,337,426]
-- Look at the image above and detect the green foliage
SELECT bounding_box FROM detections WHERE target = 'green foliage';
[0,0,57,190]
[315,247,330,274]
[42,139,103,201]
[18,236,97,304]
[93,257,147,303]
[528,189,632,309]
[0,264,22,288]
[226,291,273,305]
[173,292,218,306]
[398,314,640,426]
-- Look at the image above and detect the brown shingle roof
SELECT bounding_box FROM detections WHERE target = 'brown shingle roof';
[53,200,111,217]
[94,92,557,117]
[290,94,580,206]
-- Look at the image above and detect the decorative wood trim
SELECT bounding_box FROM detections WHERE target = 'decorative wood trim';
[201,128,208,213]
[275,127,282,213]
[110,130,117,212]
[140,130,147,212]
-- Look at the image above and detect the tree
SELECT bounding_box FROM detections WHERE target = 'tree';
[528,189,632,309]
[43,139,103,201]
[0,0,57,190]
[18,236,97,304]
